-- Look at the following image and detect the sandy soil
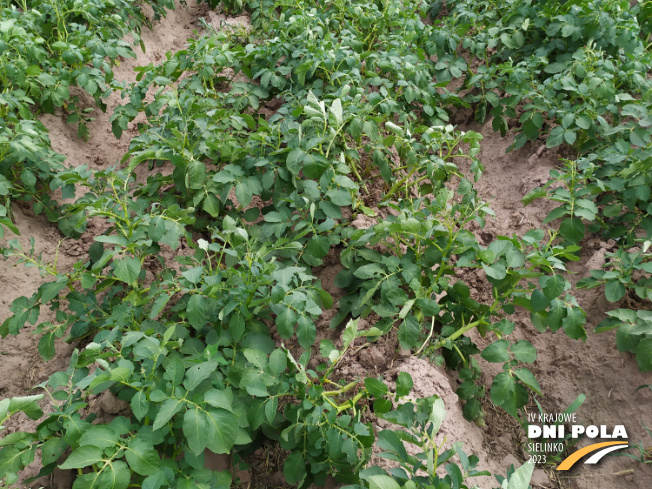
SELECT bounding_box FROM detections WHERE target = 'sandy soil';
[456,119,652,489]
[0,2,650,489]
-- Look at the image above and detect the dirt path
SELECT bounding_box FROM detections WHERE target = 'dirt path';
[460,119,652,489]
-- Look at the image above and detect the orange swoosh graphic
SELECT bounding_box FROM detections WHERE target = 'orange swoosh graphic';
[557,441,628,470]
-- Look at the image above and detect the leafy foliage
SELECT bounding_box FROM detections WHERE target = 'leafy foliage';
[428,0,652,370]
[23,0,652,486]
[0,0,174,236]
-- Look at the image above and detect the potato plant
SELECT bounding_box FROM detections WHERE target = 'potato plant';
[430,0,652,369]
[0,0,174,235]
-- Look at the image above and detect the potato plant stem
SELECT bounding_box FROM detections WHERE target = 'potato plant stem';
[433,319,488,350]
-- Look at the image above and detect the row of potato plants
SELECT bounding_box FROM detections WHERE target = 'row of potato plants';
[427,0,652,370]
[2,0,619,487]
[0,0,173,236]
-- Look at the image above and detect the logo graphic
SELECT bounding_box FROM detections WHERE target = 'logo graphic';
[525,411,629,469]
[556,441,630,471]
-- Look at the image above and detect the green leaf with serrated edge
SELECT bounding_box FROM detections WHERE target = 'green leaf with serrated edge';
[59,446,104,469]
[510,340,537,363]
[396,372,413,398]
[183,408,208,456]
[283,451,306,485]
[152,399,184,431]
[513,368,541,395]
[481,340,510,363]
[113,256,141,285]
[495,319,516,335]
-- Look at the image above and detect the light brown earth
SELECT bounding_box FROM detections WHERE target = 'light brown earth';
[0,2,650,489]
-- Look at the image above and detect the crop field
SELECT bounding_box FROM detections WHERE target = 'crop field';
[0,0,651,488]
